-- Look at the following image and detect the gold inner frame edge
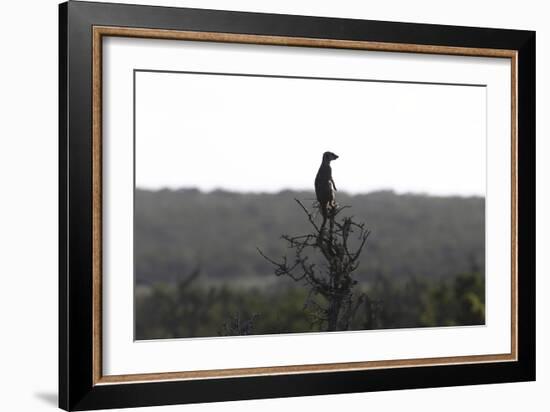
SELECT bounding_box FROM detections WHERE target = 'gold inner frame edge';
[91,25,518,385]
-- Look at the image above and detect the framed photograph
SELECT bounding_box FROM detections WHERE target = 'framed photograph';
[59,1,535,410]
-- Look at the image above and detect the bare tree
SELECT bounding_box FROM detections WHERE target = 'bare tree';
[258,199,371,332]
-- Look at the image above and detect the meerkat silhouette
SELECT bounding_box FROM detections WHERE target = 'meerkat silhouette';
[315,151,339,226]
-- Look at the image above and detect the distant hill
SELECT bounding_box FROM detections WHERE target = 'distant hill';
[135,189,485,287]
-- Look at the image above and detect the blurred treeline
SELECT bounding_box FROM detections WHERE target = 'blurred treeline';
[134,188,485,339]
[135,271,485,339]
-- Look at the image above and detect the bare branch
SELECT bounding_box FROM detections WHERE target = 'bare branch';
[258,200,372,332]
[295,198,321,233]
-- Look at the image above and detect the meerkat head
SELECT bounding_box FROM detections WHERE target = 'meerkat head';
[322,151,339,163]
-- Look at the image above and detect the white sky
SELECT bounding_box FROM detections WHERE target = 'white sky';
[135,71,486,196]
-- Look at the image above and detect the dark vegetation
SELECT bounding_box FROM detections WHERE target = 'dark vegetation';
[134,188,485,340]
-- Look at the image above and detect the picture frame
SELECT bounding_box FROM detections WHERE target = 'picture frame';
[59,1,536,410]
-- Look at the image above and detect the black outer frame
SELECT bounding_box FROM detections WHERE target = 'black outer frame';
[59,1,536,410]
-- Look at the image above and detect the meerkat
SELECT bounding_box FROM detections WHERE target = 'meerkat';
[315,151,339,226]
